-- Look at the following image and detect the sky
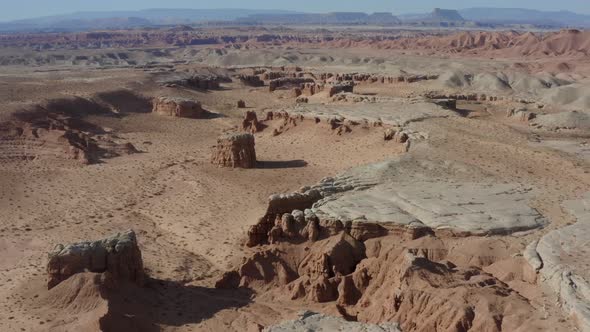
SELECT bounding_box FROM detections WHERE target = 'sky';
[1,0,590,21]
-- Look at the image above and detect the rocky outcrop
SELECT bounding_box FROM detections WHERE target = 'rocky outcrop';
[152,97,207,118]
[265,311,401,332]
[0,99,137,164]
[345,250,535,331]
[507,108,536,122]
[47,230,145,289]
[247,190,323,247]
[319,72,438,85]
[525,193,590,332]
[301,82,324,96]
[312,181,546,236]
[0,120,97,164]
[223,156,555,331]
[430,98,457,110]
[277,98,456,128]
[237,100,246,108]
[225,232,540,331]
[247,157,546,249]
[383,128,409,143]
[159,73,229,90]
[530,110,590,131]
[238,74,264,87]
[328,82,354,97]
[242,111,264,133]
[425,91,503,102]
[211,133,256,168]
[269,77,315,92]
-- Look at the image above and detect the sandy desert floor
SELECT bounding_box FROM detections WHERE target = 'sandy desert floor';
[0,27,589,332]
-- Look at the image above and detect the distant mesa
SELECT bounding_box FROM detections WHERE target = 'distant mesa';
[429,8,465,22]
[1,7,590,32]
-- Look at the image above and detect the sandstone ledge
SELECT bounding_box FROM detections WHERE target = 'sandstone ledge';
[247,158,546,247]
[525,192,590,332]
[265,311,401,332]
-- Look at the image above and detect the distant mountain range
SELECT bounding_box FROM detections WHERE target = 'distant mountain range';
[459,8,590,27]
[401,8,590,27]
[238,12,400,25]
[0,8,299,32]
[0,7,589,32]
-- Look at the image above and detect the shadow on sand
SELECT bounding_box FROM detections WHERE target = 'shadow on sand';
[257,160,308,169]
[100,278,254,331]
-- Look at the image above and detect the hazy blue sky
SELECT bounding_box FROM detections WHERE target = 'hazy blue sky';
[2,0,590,21]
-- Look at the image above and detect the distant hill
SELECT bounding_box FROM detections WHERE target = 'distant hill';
[0,8,299,32]
[398,8,469,27]
[460,8,590,27]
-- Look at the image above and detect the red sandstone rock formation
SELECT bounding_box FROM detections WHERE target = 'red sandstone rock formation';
[47,230,145,289]
[211,133,257,168]
[328,82,354,97]
[4,29,590,59]
[269,77,315,92]
[242,111,264,133]
[0,100,137,164]
[152,97,207,118]
[247,190,323,247]
[238,74,264,87]
[224,227,541,331]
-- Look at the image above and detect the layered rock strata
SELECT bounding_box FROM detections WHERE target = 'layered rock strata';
[47,230,145,289]
[211,133,257,168]
[269,78,315,92]
[0,101,137,164]
[242,111,264,133]
[525,193,590,332]
[152,97,207,118]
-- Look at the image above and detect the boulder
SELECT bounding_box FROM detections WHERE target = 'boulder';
[237,100,246,108]
[211,133,256,168]
[152,97,206,118]
[47,230,145,289]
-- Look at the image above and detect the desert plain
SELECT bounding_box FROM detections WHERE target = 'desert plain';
[0,25,589,332]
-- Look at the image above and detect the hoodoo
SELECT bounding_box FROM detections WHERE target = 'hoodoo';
[211,132,257,168]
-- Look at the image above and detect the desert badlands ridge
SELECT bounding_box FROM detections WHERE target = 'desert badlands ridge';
[0,25,589,332]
